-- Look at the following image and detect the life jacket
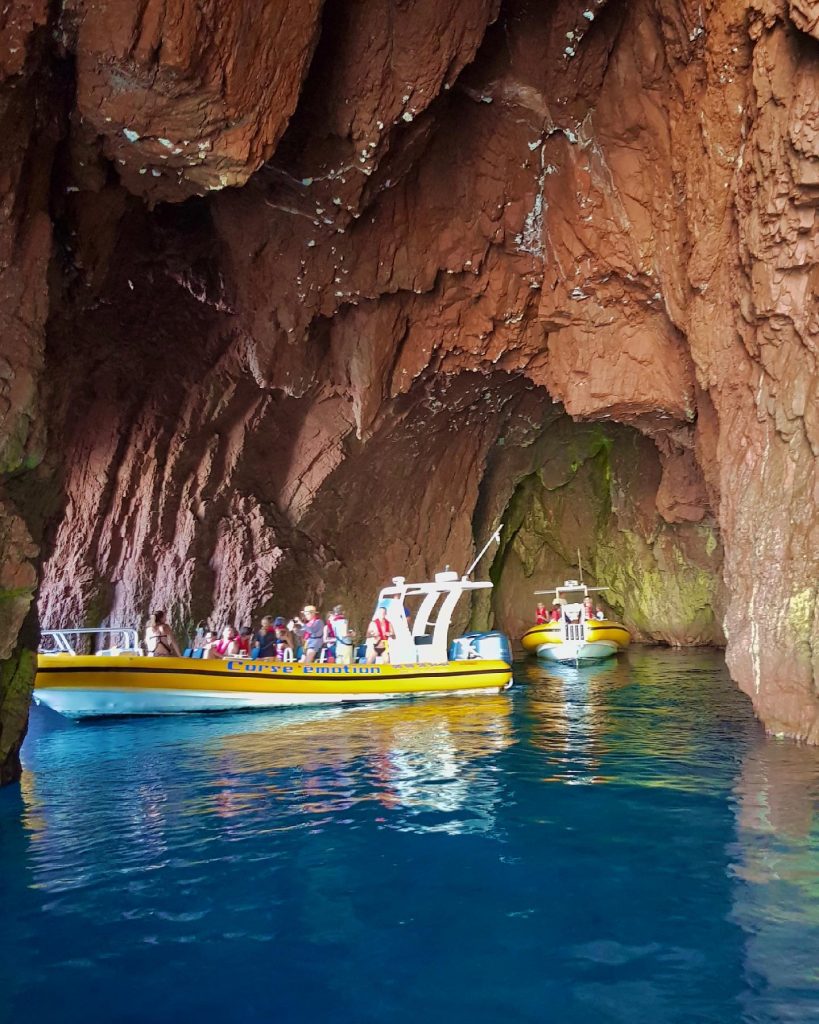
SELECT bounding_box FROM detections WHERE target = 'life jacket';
[372,617,391,641]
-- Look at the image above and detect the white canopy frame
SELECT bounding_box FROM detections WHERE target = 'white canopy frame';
[376,572,493,665]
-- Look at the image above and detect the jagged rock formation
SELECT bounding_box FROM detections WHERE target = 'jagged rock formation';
[0,0,817,781]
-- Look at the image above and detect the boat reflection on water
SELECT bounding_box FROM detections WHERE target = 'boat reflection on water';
[520,656,626,785]
[20,695,515,871]
[204,695,514,831]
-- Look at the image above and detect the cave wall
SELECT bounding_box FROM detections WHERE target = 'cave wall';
[0,0,817,782]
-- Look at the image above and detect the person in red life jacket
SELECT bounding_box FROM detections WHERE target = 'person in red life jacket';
[301,605,325,664]
[212,626,238,657]
[536,602,549,624]
[234,626,253,656]
[366,603,395,664]
[550,599,562,622]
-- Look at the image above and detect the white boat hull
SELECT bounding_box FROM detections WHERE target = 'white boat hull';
[535,640,619,665]
[33,684,509,719]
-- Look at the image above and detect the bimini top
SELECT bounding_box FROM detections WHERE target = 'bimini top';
[535,579,612,598]
[377,570,492,665]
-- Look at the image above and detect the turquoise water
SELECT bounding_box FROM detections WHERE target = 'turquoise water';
[2,649,819,1023]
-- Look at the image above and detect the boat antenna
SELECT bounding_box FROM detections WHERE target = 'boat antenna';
[465,524,503,577]
[577,547,584,583]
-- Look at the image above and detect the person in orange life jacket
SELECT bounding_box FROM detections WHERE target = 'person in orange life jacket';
[366,603,395,664]
[253,615,277,658]
[301,605,325,664]
[145,610,181,657]
[536,602,549,624]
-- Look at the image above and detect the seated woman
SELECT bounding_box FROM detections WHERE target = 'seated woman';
[212,626,238,658]
[365,604,395,664]
[536,601,549,624]
[201,629,219,659]
[145,610,181,658]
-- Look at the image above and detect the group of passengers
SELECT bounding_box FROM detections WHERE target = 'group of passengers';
[535,596,606,625]
[145,602,399,665]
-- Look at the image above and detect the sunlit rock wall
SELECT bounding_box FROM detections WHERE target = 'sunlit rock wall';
[1,0,817,782]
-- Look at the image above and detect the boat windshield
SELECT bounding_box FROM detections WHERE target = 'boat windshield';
[40,628,141,656]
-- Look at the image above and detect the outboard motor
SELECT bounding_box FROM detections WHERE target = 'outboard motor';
[450,631,512,665]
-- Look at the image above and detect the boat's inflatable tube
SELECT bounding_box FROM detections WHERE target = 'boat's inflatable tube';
[520,620,630,654]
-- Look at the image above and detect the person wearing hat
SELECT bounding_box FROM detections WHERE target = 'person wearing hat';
[550,598,563,622]
[300,605,325,663]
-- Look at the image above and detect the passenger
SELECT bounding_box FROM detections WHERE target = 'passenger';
[235,626,253,656]
[274,625,293,660]
[300,605,325,664]
[145,610,181,658]
[536,601,549,624]
[193,619,210,651]
[213,626,237,657]
[550,599,562,622]
[582,596,605,621]
[366,604,395,664]
[254,615,278,659]
[201,629,219,659]
[328,604,355,665]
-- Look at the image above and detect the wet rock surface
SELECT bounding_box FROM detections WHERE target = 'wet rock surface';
[0,0,817,780]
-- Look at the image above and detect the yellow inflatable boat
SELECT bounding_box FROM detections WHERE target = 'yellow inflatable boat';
[35,570,512,718]
[521,580,630,665]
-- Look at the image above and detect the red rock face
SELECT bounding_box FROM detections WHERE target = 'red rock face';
[1,0,817,781]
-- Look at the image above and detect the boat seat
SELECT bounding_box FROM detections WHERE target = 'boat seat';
[192,649,204,660]
[183,648,193,659]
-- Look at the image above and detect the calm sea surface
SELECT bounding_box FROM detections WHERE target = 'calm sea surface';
[2,649,818,1023]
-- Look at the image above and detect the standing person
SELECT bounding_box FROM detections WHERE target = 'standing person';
[301,605,325,664]
[328,604,355,665]
[536,601,549,624]
[145,610,181,658]
[366,604,395,664]
[254,615,277,659]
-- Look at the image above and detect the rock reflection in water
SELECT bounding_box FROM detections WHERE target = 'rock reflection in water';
[731,735,819,1022]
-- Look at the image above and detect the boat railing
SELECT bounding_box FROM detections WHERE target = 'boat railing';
[564,622,585,643]
[40,628,142,657]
